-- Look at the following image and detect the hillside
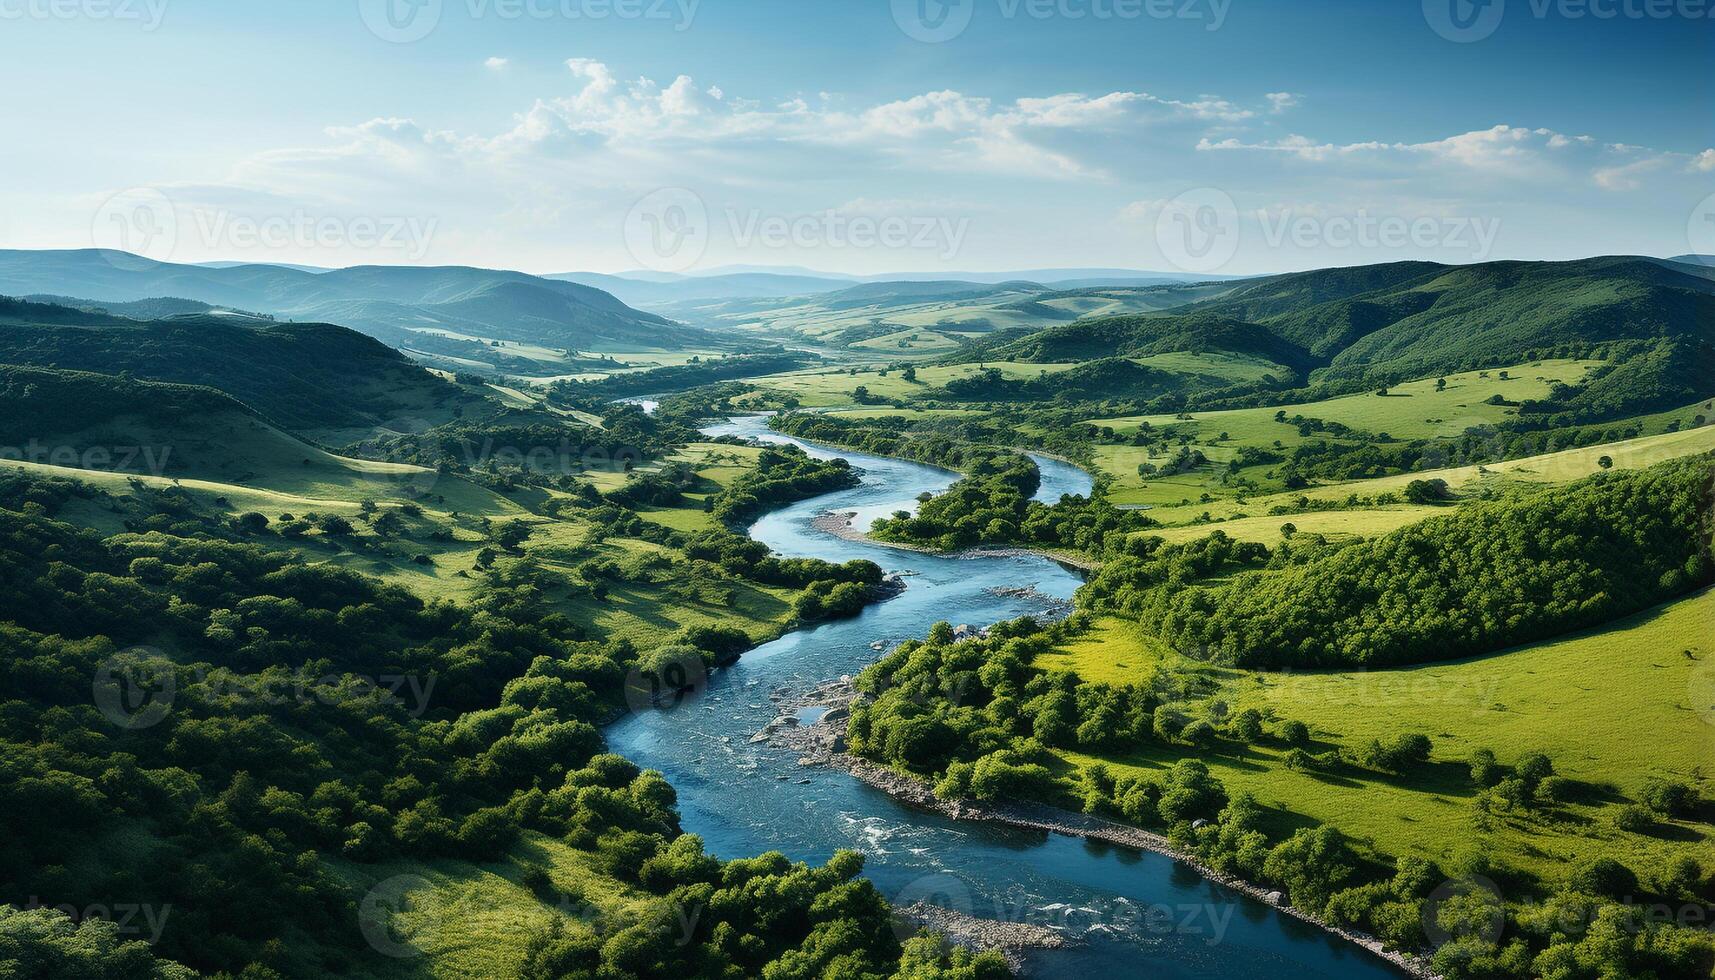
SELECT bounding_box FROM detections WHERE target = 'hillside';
[0,296,491,433]
[0,250,714,357]
[0,364,455,498]
[973,257,1715,420]
[988,311,1315,377]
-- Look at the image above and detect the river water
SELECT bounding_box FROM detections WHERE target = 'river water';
[605,416,1404,978]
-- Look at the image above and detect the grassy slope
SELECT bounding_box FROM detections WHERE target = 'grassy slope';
[333,833,654,979]
[1135,415,1715,529]
[1046,591,1715,893]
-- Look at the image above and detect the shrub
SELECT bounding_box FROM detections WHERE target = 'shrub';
[1567,858,1638,898]
[1639,778,1697,818]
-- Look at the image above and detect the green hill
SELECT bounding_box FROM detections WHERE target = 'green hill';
[989,311,1316,377]
[980,257,1715,418]
[0,296,490,433]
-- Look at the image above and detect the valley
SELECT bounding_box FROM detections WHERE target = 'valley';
[1,251,1712,980]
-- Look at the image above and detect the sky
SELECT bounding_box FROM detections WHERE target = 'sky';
[0,0,1710,277]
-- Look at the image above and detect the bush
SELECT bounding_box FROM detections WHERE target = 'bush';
[1567,858,1639,898]
[1639,778,1697,818]
[1612,804,1655,833]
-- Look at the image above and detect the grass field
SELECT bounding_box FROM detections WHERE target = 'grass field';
[745,362,1078,407]
[1089,360,1607,507]
[1137,419,1715,527]
[1094,360,1604,444]
[1047,591,1715,895]
[1142,506,1442,545]
[335,832,654,979]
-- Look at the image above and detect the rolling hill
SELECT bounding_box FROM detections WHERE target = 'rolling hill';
[0,296,493,434]
[980,256,1715,418]
[0,364,445,497]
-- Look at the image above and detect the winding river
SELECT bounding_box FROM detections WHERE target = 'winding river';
[605,415,1405,978]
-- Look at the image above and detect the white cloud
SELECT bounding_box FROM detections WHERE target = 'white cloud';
[1265,92,1300,114]
[1199,123,1704,191]
[485,57,510,71]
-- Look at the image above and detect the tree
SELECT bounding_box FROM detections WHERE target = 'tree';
[1597,455,1613,469]
[1567,857,1638,898]
[1404,478,1450,504]
[494,519,533,550]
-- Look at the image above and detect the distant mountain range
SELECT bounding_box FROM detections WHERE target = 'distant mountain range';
[0,250,711,365]
[555,266,1234,307]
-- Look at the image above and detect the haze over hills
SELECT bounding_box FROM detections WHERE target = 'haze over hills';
[561,265,1238,308]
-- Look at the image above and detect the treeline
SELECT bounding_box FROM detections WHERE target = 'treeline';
[547,352,809,401]
[1086,457,1715,667]
[847,616,1713,980]
[938,359,1197,403]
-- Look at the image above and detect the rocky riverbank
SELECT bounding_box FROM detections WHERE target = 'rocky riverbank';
[752,681,1438,980]
[894,901,1068,971]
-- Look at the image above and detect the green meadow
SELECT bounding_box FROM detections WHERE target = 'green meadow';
[1047,589,1715,894]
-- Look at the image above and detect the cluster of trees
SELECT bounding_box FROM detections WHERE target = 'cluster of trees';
[517,843,1008,979]
[708,446,859,526]
[769,413,1159,555]
[1085,458,1714,667]
[870,452,1040,549]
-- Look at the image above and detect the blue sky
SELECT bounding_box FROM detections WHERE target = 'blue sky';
[1,0,1710,275]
